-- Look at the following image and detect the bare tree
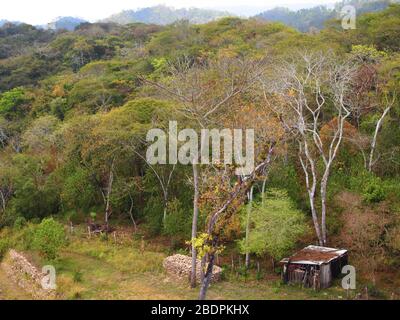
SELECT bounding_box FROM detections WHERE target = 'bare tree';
[263,51,356,245]
[347,57,397,172]
[0,163,13,223]
[0,186,12,216]
[244,186,254,269]
[101,157,115,227]
[0,126,8,149]
[368,93,396,172]
[141,55,267,288]
[134,148,176,226]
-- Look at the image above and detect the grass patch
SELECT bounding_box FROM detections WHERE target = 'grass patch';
[0,225,367,300]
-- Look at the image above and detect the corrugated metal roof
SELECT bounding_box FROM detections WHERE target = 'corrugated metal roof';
[280,245,348,266]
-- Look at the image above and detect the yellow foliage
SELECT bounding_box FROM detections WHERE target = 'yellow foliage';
[52,85,65,97]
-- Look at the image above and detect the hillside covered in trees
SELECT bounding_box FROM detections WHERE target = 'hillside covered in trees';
[256,0,399,31]
[0,2,400,300]
[102,5,232,25]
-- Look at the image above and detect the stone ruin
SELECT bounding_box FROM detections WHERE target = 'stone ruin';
[1,249,56,300]
[163,254,222,284]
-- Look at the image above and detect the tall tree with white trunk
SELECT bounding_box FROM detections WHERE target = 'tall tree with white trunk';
[263,51,357,246]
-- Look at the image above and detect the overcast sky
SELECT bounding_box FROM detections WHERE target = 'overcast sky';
[2,0,338,25]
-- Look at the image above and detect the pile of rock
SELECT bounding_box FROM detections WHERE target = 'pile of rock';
[1,250,56,300]
[163,254,222,284]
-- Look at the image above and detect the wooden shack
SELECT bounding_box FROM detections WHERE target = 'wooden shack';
[280,245,348,290]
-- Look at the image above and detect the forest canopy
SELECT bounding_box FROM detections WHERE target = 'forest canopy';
[0,2,400,300]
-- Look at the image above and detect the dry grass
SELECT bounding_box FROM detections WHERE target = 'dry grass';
[43,234,349,300]
[0,227,359,300]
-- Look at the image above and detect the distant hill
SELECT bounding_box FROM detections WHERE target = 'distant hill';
[1,0,396,31]
[102,5,233,25]
[0,23,55,59]
[0,19,22,27]
[255,0,397,32]
[44,16,88,31]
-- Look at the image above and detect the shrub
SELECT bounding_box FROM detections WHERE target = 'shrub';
[18,223,36,251]
[363,178,386,203]
[163,199,191,239]
[0,238,10,260]
[366,283,387,299]
[64,210,84,225]
[61,167,96,211]
[238,189,309,262]
[73,271,83,283]
[143,196,164,236]
[90,212,97,221]
[32,218,67,260]
[13,216,27,230]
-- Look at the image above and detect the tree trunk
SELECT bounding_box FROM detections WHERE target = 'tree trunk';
[0,190,6,213]
[199,250,216,300]
[369,105,392,172]
[104,159,115,227]
[163,203,167,226]
[309,190,323,246]
[198,145,276,300]
[245,186,254,269]
[191,163,200,288]
[200,254,206,284]
[320,169,330,246]
[262,177,267,206]
[299,142,323,246]
[128,194,137,233]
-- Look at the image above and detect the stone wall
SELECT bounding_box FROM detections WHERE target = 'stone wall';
[163,254,222,284]
[1,250,56,300]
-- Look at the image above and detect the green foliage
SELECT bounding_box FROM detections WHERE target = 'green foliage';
[73,271,83,283]
[331,163,390,204]
[363,177,387,203]
[256,0,393,32]
[266,164,305,209]
[151,57,167,74]
[256,5,335,32]
[163,199,191,239]
[122,98,172,124]
[50,97,69,120]
[63,210,84,224]
[0,23,55,59]
[61,167,97,211]
[188,233,225,259]
[0,87,27,118]
[238,189,309,261]
[351,44,388,63]
[355,4,400,51]
[32,218,67,260]
[90,212,97,220]
[13,216,27,230]
[0,6,399,292]
[366,283,387,299]
[9,155,61,219]
[143,196,164,236]
[0,238,10,260]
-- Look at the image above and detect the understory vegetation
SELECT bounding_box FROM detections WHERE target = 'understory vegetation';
[0,2,400,300]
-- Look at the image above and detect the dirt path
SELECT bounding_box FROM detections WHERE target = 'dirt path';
[0,266,33,300]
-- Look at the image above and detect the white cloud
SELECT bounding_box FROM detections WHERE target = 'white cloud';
[2,0,337,25]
